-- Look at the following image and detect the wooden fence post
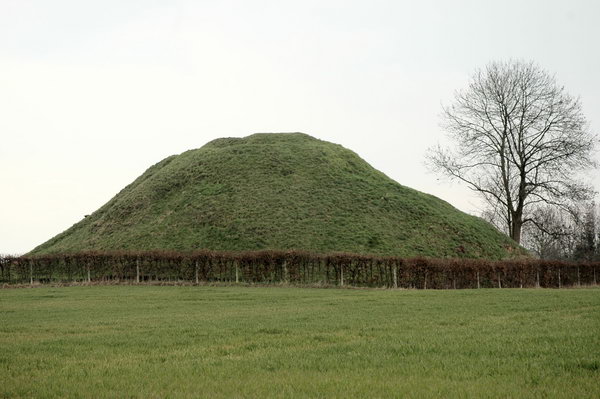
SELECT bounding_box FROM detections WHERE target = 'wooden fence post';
[29,261,33,285]
[136,258,140,283]
[497,273,501,289]
[235,261,239,283]
[476,270,480,289]
[3,258,11,284]
[87,264,91,283]
[558,268,561,288]
[340,265,344,287]
[282,260,288,284]
[195,260,199,284]
[536,269,540,288]
[393,264,398,288]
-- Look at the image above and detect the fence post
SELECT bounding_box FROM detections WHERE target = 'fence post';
[87,264,91,283]
[340,265,344,287]
[558,268,561,288]
[536,269,540,288]
[594,267,597,285]
[282,260,288,284]
[497,273,501,289]
[393,264,398,288]
[577,266,580,287]
[423,270,427,290]
[235,261,239,283]
[195,260,199,284]
[136,258,140,284]
[29,260,33,285]
[476,270,480,289]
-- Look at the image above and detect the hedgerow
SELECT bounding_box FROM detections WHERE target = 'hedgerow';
[0,251,597,288]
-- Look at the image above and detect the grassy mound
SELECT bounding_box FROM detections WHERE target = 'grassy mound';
[31,133,522,258]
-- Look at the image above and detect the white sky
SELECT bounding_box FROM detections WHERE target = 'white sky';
[1,0,599,254]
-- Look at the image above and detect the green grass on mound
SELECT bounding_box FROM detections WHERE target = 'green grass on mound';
[31,133,523,258]
[1,286,599,398]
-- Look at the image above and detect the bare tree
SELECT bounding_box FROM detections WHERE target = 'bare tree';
[428,60,597,244]
[573,201,598,261]
[521,206,574,259]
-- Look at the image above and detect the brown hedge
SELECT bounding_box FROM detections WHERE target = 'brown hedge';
[0,251,598,288]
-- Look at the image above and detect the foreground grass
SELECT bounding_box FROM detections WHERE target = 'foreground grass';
[1,286,599,398]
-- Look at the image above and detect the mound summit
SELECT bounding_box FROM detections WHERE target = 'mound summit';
[32,133,522,258]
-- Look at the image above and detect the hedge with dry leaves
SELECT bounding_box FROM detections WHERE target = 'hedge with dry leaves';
[1,251,598,288]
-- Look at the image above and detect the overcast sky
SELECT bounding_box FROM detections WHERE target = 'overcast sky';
[1,0,599,254]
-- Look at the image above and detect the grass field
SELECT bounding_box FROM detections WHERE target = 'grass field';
[1,285,599,398]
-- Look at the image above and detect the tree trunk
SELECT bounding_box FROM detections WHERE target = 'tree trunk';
[511,218,523,244]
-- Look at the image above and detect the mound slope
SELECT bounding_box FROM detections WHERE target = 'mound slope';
[31,133,522,258]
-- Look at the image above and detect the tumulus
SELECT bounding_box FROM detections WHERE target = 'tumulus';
[31,133,523,258]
